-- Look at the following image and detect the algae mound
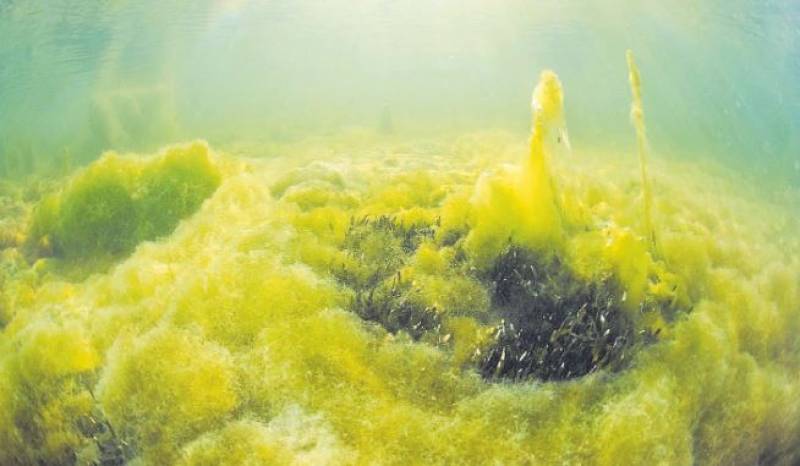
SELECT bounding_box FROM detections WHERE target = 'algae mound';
[0,63,798,465]
[24,141,220,262]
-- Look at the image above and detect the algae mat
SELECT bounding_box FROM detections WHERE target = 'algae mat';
[0,75,799,465]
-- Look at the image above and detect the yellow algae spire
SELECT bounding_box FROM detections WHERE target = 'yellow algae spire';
[626,50,656,249]
[464,70,569,264]
[520,70,566,246]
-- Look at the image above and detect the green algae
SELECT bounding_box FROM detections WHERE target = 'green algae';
[24,142,220,263]
[134,142,222,242]
[58,172,139,258]
[1,134,798,465]
[0,67,797,466]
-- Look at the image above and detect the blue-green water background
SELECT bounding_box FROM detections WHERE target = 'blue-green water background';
[1,0,798,183]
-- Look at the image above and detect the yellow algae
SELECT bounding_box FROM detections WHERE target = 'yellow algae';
[0,322,98,464]
[24,141,221,266]
[523,70,567,243]
[134,142,222,241]
[436,189,472,244]
[177,409,354,466]
[97,327,238,464]
[171,258,342,348]
[0,71,798,466]
[603,227,651,309]
[626,50,657,250]
[178,419,296,466]
[465,71,570,270]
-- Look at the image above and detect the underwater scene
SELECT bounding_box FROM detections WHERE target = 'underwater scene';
[1,1,800,465]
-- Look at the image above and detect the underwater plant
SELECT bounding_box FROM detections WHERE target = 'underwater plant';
[321,70,669,384]
[56,167,138,258]
[465,70,570,267]
[0,52,797,465]
[24,142,220,265]
[477,245,634,381]
[335,215,441,339]
[521,69,568,246]
[134,142,221,241]
[350,272,442,341]
[626,50,657,250]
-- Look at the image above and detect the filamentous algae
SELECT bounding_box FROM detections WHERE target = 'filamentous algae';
[0,64,798,466]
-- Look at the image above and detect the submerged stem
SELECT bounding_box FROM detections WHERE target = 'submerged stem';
[626,50,657,251]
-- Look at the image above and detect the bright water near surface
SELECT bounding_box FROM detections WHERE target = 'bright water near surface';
[1,1,800,465]
[1,0,799,176]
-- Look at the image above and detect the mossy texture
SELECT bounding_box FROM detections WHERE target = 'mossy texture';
[25,141,220,262]
[0,79,798,465]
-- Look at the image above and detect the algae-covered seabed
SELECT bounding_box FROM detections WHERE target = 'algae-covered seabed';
[1,75,799,465]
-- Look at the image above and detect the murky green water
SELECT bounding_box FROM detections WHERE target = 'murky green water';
[1,1,799,465]
[2,1,798,174]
